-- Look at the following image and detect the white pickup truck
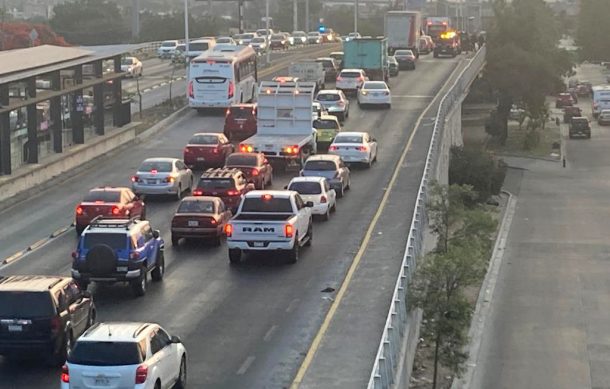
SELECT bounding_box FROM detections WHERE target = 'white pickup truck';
[225,190,313,264]
[239,81,318,170]
[289,61,326,91]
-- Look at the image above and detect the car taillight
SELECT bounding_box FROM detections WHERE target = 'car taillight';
[226,108,231,117]
[251,168,259,176]
[131,176,139,183]
[188,81,194,98]
[225,224,233,237]
[285,224,294,238]
[320,195,327,203]
[227,190,240,196]
[336,76,343,82]
[228,81,235,98]
[212,147,219,154]
[284,145,299,154]
[193,189,203,196]
[130,252,141,260]
[240,144,254,152]
[337,101,345,107]
[50,316,61,335]
[210,218,217,225]
[184,147,192,154]
[358,76,364,82]
[165,176,175,183]
[71,251,78,259]
[75,206,84,216]
[135,364,148,384]
[111,206,120,215]
[61,364,70,383]
[329,145,338,151]
[356,145,368,151]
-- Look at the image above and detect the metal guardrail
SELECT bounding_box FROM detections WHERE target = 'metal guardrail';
[366,46,488,389]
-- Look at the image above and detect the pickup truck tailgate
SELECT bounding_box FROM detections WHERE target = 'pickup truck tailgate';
[231,214,293,245]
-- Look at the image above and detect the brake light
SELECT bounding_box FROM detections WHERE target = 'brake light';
[225,224,233,237]
[71,251,78,259]
[165,176,176,183]
[210,218,217,225]
[226,108,231,117]
[320,195,327,203]
[61,364,70,383]
[111,206,120,215]
[193,189,203,196]
[50,316,61,335]
[329,145,338,151]
[251,168,259,176]
[228,81,235,99]
[188,81,194,98]
[336,76,343,82]
[284,145,299,154]
[356,145,368,151]
[135,364,148,384]
[285,224,294,238]
[358,76,364,82]
[240,144,254,152]
[130,251,141,260]
[75,206,84,216]
[212,147,219,154]
[227,189,240,196]
[184,147,192,154]
[131,176,139,183]
[337,101,345,107]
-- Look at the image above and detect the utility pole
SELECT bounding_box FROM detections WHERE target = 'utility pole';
[305,0,309,32]
[131,0,140,40]
[184,0,190,54]
[238,0,245,33]
[265,0,270,64]
[293,0,298,32]
[354,0,358,33]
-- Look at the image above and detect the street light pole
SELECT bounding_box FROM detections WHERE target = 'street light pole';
[305,0,310,32]
[265,0,270,64]
[293,0,298,32]
[184,0,190,54]
[354,0,358,33]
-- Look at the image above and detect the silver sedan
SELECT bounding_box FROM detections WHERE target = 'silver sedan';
[315,89,350,122]
[131,158,194,200]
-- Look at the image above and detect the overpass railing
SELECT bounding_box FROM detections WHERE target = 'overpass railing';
[366,45,487,389]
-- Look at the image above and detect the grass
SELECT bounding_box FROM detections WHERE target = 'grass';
[132,96,187,136]
[487,119,561,160]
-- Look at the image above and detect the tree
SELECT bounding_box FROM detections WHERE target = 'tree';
[449,145,507,203]
[0,22,69,50]
[577,0,610,62]
[485,0,573,144]
[50,0,130,45]
[410,182,496,388]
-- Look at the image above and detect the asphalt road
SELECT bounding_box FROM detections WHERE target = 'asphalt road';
[471,64,610,389]
[0,55,460,388]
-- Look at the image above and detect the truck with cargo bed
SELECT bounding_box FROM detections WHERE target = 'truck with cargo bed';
[288,61,326,91]
[385,11,422,56]
[239,81,318,170]
[342,38,389,82]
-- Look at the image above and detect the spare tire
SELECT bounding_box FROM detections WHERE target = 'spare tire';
[86,244,118,276]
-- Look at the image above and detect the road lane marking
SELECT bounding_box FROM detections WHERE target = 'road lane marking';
[263,325,278,342]
[286,298,300,313]
[392,95,434,98]
[290,58,468,388]
[236,356,256,375]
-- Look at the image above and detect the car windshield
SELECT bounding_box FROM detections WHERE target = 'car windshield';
[175,45,186,52]
[293,32,306,37]
[161,42,175,47]
[243,33,255,39]
[304,160,337,171]
[340,71,361,78]
[139,161,172,172]
[68,341,143,366]
[226,154,258,166]
[314,119,339,129]
[189,135,218,145]
[363,83,387,90]
[271,34,284,39]
[178,200,215,213]
[241,197,293,213]
[395,50,413,56]
[121,58,134,65]
[289,182,322,195]
[189,42,209,51]
[198,179,234,189]
[308,32,320,36]
[229,107,254,118]
[0,292,54,317]
[252,38,265,43]
[83,191,121,202]
[84,233,127,250]
[217,38,232,43]
[334,135,363,143]
[317,93,340,102]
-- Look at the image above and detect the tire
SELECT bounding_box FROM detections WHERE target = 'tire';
[211,235,222,247]
[151,251,165,282]
[176,185,182,201]
[131,268,147,297]
[322,207,330,221]
[304,223,312,246]
[172,235,180,246]
[345,177,351,190]
[50,331,72,366]
[75,224,85,236]
[267,173,273,186]
[140,207,147,220]
[286,240,300,264]
[174,355,187,389]
[331,202,337,213]
[87,308,96,328]
[337,185,344,198]
[229,249,242,264]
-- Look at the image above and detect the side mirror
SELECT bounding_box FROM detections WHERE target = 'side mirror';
[152,230,160,239]
[299,170,304,176]
[170,335,182,344]
[305,201,314,208]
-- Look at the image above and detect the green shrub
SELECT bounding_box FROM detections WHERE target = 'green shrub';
[449,146,507,202]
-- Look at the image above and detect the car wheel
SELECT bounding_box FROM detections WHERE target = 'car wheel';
[175,355,187,389]
[172,235,180,246]
[140,207,147,220]
[151,251,165,282]
[229,249,242,264]
[50,331,72,366]
[322,207,330,221]
[286,240,300,264]
[345,177,351,190]
[267,173,273,186]
[211,235,222,247]
[131,268,147,297]
[176,185,182,201]
[75,225,85,236]
[366,159,372,169]
[87,308,96,327]
[331,201,337,213]
[305,223,313,246]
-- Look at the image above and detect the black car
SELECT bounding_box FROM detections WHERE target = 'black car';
[0,276,96,365]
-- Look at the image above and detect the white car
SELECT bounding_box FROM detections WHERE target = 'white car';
[312,101,329,120]
[287,176,337,221]
[357,81,392,109]
[121,56,143,78]
[329,131,378,168]
[250,37,268,52]
[308,32,322,44]
[61,322,187,389]
[598,109,610,125]
[157,40,179,59]
[292,31,308,45]
[216,36,236,45]
[132,157,194,200]
[336,69,368,94]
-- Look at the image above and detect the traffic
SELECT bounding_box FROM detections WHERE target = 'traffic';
[0,11,468,388]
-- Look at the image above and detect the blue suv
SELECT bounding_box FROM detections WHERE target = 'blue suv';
[71,217,165,297]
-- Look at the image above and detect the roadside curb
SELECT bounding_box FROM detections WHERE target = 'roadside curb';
[1,223,73,266]
[451,190,518,389]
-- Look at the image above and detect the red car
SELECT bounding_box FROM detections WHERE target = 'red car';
[192,168,255,212]
[223,104,257,142]
[224,152,273,190]
[171,196,232,246]
[183,132,234,169]
[75,187,145,235]
[555,93,575,108]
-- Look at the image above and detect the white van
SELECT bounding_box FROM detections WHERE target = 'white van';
[185,38,216,61]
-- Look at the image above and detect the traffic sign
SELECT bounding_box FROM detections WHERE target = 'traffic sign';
[29,28,39,42]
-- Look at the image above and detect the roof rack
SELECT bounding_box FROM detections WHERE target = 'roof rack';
[201,167,242,179]
[47,278,64,289]
[133,323,152,338]
[88,216,141,230]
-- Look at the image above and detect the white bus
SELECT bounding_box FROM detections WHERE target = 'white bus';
[592,85,610,118]
[188,46,258,110]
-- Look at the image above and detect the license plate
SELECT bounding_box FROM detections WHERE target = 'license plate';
[197,157,205,161]
[95,377,110,385]
[253,242,265,247]
[188,220,199,227]
[265,144,274,149]
[116,266,127,272]
[8,325,22,332]
[147,179,156,184]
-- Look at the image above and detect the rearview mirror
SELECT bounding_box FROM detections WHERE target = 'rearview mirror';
[152,230,160,239]
[305,201,314,208]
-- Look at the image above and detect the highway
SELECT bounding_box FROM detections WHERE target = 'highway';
[0,54,461,388]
